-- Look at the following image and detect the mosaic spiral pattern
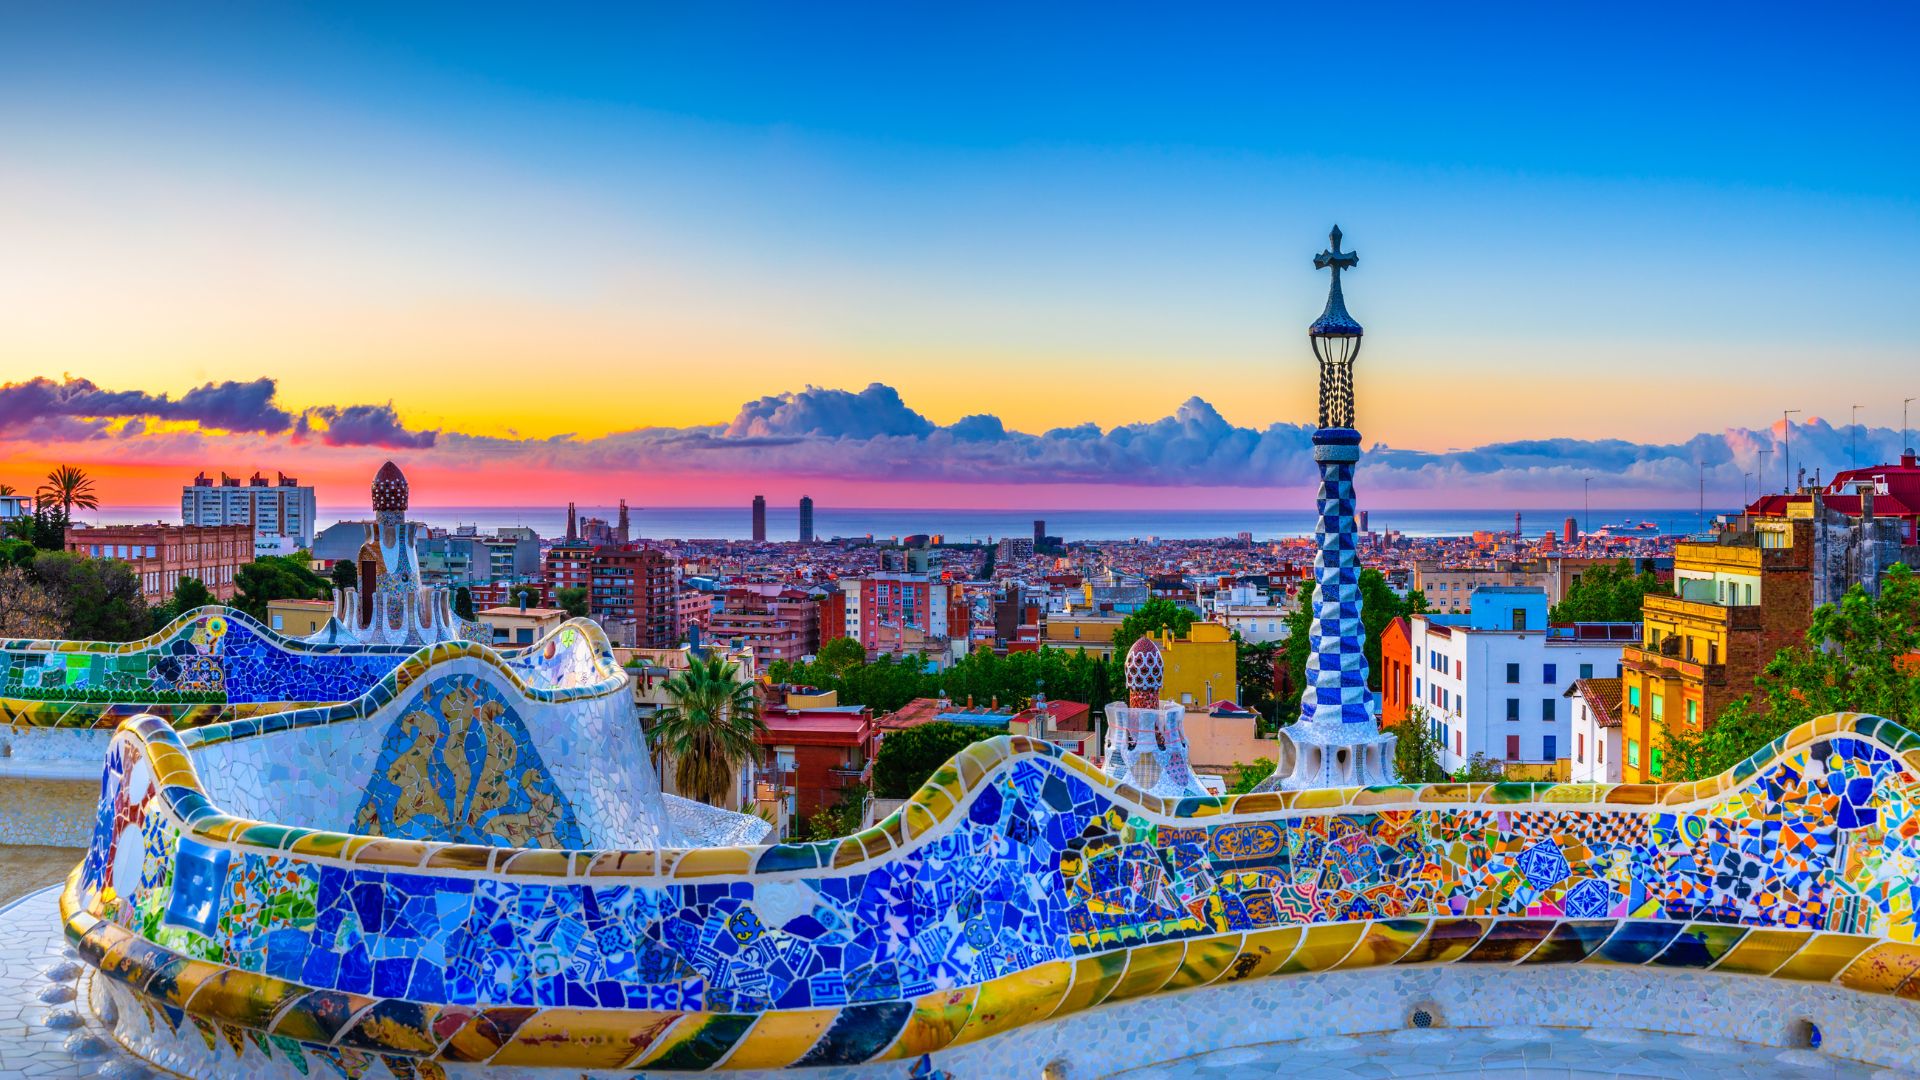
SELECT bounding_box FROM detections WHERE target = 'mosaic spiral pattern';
[60,705,1920,1076]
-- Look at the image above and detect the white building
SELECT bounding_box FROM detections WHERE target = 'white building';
[182,471,318,549]
[1,494,29,521]
[1407,587,1634,779]
[1214,604,1292,643]
[1567,677,1625,784]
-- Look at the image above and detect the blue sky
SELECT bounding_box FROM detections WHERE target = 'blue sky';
[2,3,1917,506]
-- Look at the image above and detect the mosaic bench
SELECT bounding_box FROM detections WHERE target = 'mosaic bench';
[57,701,1920,1077]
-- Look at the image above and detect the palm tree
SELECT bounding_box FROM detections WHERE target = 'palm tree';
[0,483,14,496]
[651,655,765,807]
[37,465,99,521]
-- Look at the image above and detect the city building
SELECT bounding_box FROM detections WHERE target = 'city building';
[839,571,970,665]
[1008,695,1095,759]
[1379,616,1414,728]
[1041,614,1123,656]
[1567,677,1624,784]
[751,495,767,543]
[756,701,873,832]
[64,522,253,604]
[1212,600,1291,643]
[1408,587,1636,780]
[799,496,814,543]
[264,598,333,637]
[1146,621,1239,708]
[704,589,822,668]
[1618,520,1813,782]
[592,546,677,648]
[182,470,317,551]
[2,493,33,521]
[1745,451,1920,604]
[477,604,569,647]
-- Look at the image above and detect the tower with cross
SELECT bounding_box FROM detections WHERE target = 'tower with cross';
[1254,226,1397,791]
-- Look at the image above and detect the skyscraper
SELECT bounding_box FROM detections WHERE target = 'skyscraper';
[1564,517,1578,545]
[1033,519,1046,547]
[798,496,814,543]
[751,495,767,543]
[617,499,631,544]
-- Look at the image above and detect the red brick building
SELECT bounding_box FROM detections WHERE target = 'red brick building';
[757,705,874,826]
[543,542,677,648]
[843,572,971,659]
[64,523,254,604]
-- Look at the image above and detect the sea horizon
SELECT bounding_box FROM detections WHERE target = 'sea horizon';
[78,504,1739,543]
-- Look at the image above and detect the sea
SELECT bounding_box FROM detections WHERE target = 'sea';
[91,505,1738,543]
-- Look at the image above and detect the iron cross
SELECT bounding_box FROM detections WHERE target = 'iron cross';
[1313,224,1357,280]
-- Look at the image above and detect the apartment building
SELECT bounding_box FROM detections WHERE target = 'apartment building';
[1406,587,1635,779]
[65,523,254,604]
[182,471,317,551]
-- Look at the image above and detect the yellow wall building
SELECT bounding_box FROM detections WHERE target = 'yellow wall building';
[1043,616,1124,657]
[1150,622,1239,707]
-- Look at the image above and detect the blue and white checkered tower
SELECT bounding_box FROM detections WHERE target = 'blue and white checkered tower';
[1260,226,1397,790]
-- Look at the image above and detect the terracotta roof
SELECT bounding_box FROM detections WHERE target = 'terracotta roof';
[1566,677,1624,728]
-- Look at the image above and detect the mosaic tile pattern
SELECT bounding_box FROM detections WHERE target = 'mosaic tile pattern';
[56,708,1920,1075]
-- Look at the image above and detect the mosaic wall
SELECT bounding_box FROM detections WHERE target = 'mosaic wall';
[2,608,614,731]
[1,609,411,728]
[61,710,1920,1076]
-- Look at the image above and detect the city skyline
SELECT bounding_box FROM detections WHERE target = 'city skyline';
[3,4,1917,509]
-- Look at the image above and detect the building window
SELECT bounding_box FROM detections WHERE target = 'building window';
[1628,685,1641,711]
[1686,700,1698,727]
[1628,739,1641,768]
[1506,698,1519,721]
[1543,663,1556,684]
[1579,663,1594,679]
[1543,734,1557,760]
[1598,739,1605,764]
[1511,608,1528,630]
[1505,663,1520,684]
[1455,730,1462,755]
[1650,747,1664,779]
[1651,694,1665,723]
[1506,734,1521,760]
[1542,699,1556,721]
[1576,732,1585,762]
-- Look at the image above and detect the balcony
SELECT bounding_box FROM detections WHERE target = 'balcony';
[1621,644,1727,687]
[1642,592,1763,631]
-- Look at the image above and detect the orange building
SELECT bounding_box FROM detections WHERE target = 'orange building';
[1379,616,1413,727]
[1617,520,1812,781]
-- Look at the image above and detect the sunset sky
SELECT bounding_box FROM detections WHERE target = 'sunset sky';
[3,4,1918,509]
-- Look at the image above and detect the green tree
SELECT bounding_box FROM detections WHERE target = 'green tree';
[30,551,151,641]
[1550,559,1671,623]
[329,559,359,593]
[1665,563,1920,781]
[232,555,332,619]
[652,655,765,806]
[1453,753,1506,782]
[873,721,1003,799]
[803,781,870,841]
[0,537,37,570]
[814,636,868,676]
[0,567,62,639]
[508,584,541,609]
[36,465,99,521]
[1227,757,1277,794]
[1393,705,1449,783]
[1236,638,1281,724]
[1111,598,1197,655]
[556,585,589,619]
[453,585,476,621]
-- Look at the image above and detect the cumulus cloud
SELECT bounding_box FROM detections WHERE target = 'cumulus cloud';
[3,374,1911,499]
[0,375,437,449]
[301,403,439,449]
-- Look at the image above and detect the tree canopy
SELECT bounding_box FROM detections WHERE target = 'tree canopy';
[28,551,151,641]
[1550,559,1671,623]
[652,655,764,807]
[1111,598,1197,655]
[232,554,332,620]
[873,721,1003,799]
[556,586,589,619]
[1278,570,1425,723]
[1664,563,1920,781]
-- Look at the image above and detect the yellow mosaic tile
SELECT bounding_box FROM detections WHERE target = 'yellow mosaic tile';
[1213,926,1304,983]
[1104,941,1188,1003]
[1836,942,1920,995]
[1050,951,1130,1018]
[720,1008,840,1069]
[946,960,1073,1047]
[1277,921,1367,974]
[1774,933,1878,982]
[873,986,977,1060]
[182,967,302,1030]
[1162,933,1244,990]
[1335,919,1427,969]
[669,847,754,879]
[489,1007,681,1068]
[1712,928,1813,976]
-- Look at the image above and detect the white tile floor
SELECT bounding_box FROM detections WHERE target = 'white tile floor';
[0,886,144,1078]
[1108,1026,1915,1079]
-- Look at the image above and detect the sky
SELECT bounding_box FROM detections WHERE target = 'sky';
[2,3,1918,509]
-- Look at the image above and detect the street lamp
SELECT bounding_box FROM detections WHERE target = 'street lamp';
[1906,398,1916,456]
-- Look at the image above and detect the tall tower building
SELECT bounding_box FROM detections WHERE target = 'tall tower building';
[799,496,814,543]
[752,495,767,543]
[1257,226,1396,790]
[1033,519,1046,547]
[565,502,578,543]
[617,499,631,544]
[1564,517,1578,545]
